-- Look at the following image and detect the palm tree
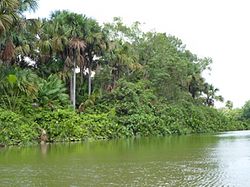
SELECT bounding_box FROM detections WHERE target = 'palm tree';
[0,65,38,111]
[85,31,107,95]
[106,40,139,88]
[0,0,38,64]
[203,83,224,107]
[37,11,88,108]
[52,12,108,97]
[68,38,86,109]
[37,18,69,63]
[37,11,108,108]
[187,73,205,99]
[0,0,19,36]
[0,0,18,64]
[18,0,38,13]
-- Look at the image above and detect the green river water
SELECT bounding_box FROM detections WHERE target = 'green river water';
[1,130,250,186]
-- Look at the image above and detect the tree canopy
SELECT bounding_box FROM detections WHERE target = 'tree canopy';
[1,7,248,146]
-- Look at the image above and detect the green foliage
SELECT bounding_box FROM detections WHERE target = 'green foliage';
[32,109,129,142]
[0,108,38,145]
[220,108,248,130]
[225,100,234,110]
[117,114,171,137]
[85,80,243,138]
[80,113,129,139]
[1,101,247,146]
[36,74,69,108]
[0,10,248,146]
[203,83,224,107]
[0,65,69,113]
[33,109,88,142]
[242,100,250,120]
[0,66,38,112]
[154,103,230,135]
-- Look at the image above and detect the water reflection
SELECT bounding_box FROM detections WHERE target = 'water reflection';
[0,131,250,186]
[40,143,49,156]
[212,131,250,186]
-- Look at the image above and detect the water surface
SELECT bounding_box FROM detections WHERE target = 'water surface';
[1,131,250,186]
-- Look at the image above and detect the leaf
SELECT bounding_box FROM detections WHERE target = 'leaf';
[7,74,17,84]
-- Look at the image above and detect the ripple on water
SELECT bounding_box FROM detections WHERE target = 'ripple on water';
[2,132,250,186]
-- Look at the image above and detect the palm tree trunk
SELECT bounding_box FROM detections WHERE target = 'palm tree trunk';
[70,53,76,109]
[73,56,76,109]
[70,75,73,105]
[88,66,92,96]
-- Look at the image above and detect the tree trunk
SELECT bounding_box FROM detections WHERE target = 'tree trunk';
[70,75,73,105]
[87,52,93,96]
[88,65,92,96]
[73,56,76,109]
[70,54,76,109]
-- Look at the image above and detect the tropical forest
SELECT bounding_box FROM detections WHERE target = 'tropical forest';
[1,0,250,147]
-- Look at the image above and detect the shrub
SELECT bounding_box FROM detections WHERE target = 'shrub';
[0,109,38,145]
[33,109,88,142]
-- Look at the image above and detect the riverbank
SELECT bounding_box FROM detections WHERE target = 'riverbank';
[1,103,249,146]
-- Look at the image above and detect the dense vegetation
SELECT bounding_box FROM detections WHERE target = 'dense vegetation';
[0,0,249,146]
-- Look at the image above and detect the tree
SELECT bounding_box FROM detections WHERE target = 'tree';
[242,100,250,119]
[186,57,212,100]
[187,73,205,99]
[0,0,19,36]
[36,11,87,108]
[203,83,224,107]
[68,38,86,109]
[18,0,38,13]
[36,11,108,109]
[83,18,108,96]
[0,0,38,64]
[0,65,38,111]
[99,18,143,91]
[137,33,189,100]
[103,40,139,89]
[225,100,233,110]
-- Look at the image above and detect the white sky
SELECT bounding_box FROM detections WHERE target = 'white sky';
[27,0,250,108]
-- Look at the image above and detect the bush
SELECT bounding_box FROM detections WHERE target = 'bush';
[33,109,130,142]
[1,77,248,147]
[116,114,171,137]
[33,109,88,142]
[80,113,130,139]
[0,109,39,146]
[242,100,250,119]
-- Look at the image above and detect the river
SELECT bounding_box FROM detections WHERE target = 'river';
[1,130,250,186]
